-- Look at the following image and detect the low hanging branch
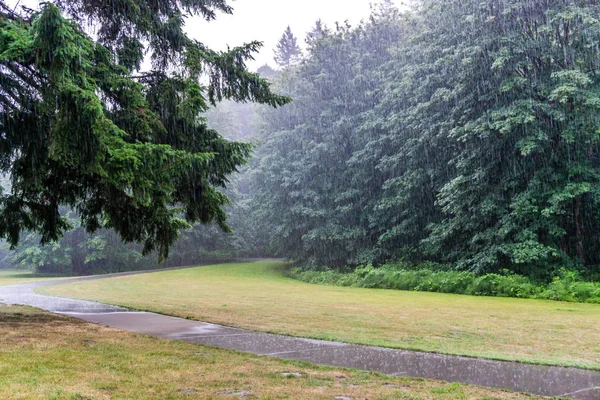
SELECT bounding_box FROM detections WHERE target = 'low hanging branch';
[0,0,291,260]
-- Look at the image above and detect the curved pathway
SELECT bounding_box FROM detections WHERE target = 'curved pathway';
[1,268,599,399]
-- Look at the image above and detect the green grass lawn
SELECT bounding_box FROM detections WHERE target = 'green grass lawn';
[0,269,71,286]
[41,261,600,370]
[0,305,538,400]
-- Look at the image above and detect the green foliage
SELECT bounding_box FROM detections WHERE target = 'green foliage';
[1,96,267,275]
[247,0,600,276]
[1,218,241,276]
[273,26,302,68]
[287,264,600,304]
[14,0,600,276]
[0,0,289,261]
[252,3,406,268]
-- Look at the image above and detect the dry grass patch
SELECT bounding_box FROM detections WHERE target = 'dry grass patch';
[0,305,538,399]
[41,261,600,369]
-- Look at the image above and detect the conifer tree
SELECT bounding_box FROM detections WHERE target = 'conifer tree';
[305,19,330,48]
[0,0,289,259]
[273,26,303,68]
[257,64,279,80]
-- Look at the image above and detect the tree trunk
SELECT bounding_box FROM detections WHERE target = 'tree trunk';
[70,228,86,276]
[574,197,585,264]
[560,215,569,255]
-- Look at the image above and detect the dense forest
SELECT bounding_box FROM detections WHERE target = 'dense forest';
[253,0,600,280]
[5,0,600,281]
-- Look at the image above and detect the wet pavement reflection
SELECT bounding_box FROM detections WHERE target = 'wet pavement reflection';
[1,274,599,399]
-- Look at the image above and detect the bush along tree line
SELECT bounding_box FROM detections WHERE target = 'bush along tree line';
[286,264,600,304]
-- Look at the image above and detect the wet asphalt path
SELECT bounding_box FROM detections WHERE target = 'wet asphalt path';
[1,267,600,399]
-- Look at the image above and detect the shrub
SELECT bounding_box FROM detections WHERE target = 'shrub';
[285,264,600,304]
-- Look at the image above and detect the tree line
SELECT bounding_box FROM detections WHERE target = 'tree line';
[5,0,600,280]
[249,0,600,279]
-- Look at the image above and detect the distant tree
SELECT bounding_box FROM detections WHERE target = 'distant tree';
[257,64,279,81]
[203,101,244,140]
[371,0,397,15]
[274,26,303,68]
[305,19,331,48]
[3,209,146,275]
[0,0,289,261]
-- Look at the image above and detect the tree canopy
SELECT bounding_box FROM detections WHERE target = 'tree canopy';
[0,0,289,260]
[273,26,302,68]
[248,0,600,278]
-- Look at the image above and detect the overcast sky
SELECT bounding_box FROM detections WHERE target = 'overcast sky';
[9,0,403,69]
[187,0,404,69]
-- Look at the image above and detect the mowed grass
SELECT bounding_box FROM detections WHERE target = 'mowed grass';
[42,261,600,369]
[0,305,539,400]
[0,269,71,286]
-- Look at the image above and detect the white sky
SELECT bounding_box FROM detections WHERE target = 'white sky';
[187,0,404,69]
[8,0,404,70]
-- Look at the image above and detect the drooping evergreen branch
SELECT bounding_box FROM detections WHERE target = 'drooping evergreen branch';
[0,0,290,260]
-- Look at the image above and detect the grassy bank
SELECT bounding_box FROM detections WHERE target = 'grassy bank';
[41,261,600,369]
[0,305,537,399]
